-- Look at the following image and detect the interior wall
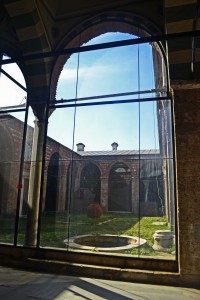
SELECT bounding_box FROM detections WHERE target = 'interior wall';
[172,85,200,282]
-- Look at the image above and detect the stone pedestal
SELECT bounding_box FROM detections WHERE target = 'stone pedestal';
[153,230,173,251]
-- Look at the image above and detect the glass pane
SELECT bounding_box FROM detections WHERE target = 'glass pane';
[57,33,140,103]
[40,102,142,254]
[139,43,155,91]
[140,100,159,150]
[40,107,75,247]
[0,111,25,244]
[139,100,175,258]
[40,99,176,259]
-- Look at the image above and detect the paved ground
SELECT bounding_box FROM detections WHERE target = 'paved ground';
[0,266,199,300]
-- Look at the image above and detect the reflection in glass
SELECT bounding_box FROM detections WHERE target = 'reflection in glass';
[38,32,176,258]
[39,97,175,259]
[0,112,25,244]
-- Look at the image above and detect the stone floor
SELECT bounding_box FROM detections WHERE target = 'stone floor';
[0,266,199,300]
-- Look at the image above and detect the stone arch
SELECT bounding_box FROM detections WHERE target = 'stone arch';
[4,1,52,115]
[108,162,132,212]
[45,152,60,212]
[4,1,50,56]
[107,160,132,177]
[51,11,166,101]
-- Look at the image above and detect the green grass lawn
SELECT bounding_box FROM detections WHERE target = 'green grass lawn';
[0,213,175,258]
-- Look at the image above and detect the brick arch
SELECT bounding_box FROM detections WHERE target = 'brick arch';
[80,162,101,184]
[108,161,132,175]
[51,11,163,101]
[107,160,133,177]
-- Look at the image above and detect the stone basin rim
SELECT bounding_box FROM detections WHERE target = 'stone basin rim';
[64,234,147,252]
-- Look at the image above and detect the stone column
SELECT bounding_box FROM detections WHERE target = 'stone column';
[42,167,47,212]
[24,117,45,247]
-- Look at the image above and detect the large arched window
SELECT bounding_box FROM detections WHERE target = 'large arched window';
[40,29,175,259]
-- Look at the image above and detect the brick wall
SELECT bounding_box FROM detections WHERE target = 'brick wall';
[173,86,200,279]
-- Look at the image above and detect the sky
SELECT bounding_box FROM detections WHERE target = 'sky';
[0,58,27,107]
[1,32,161,151]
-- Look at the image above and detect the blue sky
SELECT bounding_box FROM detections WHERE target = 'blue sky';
[1,32,160,151]
[50,32,159,151]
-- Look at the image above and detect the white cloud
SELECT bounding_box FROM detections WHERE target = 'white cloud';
[59,64,117,81]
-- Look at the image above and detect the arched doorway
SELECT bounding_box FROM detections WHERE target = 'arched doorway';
[80,163,101,212]
[108,163,132,212]
[45,153,60,212]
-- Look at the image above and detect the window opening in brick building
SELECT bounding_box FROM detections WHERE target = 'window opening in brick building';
[39,32,176,260]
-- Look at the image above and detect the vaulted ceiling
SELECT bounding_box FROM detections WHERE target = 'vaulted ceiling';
[1,0,200,84]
